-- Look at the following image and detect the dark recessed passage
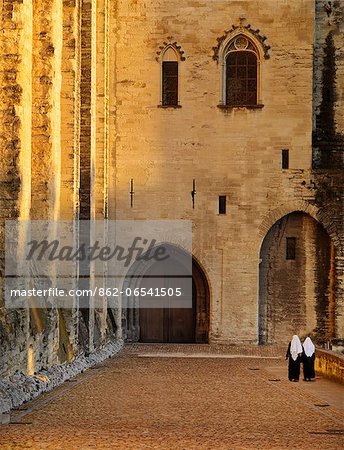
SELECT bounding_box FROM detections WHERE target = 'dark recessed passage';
[282,149,289,169]
[219,195,227,215]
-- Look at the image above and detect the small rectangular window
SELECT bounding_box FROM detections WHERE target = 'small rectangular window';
[286,237,296,260]
[282,149,289,169]
[219,195,227,215]
[162,61,178,106]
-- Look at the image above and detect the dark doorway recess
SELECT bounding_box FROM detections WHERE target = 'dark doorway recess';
[258,212,335,345]
[123,246,210,344]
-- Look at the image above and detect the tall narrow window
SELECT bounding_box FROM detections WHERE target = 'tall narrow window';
[282,149,289,169]
[286,237,296,260]
[219,195,227,215]
[225,36,259,106]
[162,61,178,106]
[161,46,179,107]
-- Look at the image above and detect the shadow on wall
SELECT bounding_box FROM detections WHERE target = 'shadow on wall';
[313,32,344,169]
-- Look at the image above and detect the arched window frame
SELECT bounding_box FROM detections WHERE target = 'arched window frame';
[218,31,264,108]
[156,41,185,108]
[161,45,180,107]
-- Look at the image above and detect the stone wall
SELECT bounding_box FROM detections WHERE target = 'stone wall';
[111,0,343,344]
[0,0,343,379]
[313,0,344,168]
[0,0,119,379]
[1,0,33,378]
[315,348,344,383]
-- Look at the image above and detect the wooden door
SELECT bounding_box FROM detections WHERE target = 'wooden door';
[139,277,195,343]
[168,279,195,342]
[139,307,164,343]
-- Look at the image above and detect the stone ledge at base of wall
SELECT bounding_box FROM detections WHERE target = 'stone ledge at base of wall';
[315,349,344,384]
[0,338,124,416]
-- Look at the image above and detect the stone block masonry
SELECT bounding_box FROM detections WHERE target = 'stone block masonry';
[0,0,342,384]
[0,0,120,382]
[113,0,343,344]
[0,338,123,415]
[315,348,344,384]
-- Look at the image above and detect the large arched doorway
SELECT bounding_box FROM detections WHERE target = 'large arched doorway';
[258,212,335,345]
[123,246,210,344]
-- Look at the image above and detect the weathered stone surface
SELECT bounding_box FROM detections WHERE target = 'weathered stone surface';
[0,338,123,414]
[313,0,344,168]
[112,0,343,344]
[0,0,119,383]
[315,348,344,383]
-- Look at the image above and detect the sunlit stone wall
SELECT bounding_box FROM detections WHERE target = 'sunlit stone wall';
[0,0,116,378]
[0,0,342,379]
[111,0,343,344]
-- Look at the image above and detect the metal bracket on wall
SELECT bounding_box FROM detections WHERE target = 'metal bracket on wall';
[191,179,196,209]
[130,179,134,208]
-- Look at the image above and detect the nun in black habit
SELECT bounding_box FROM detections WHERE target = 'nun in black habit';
[302,337,316,381]
[285,335,303,381]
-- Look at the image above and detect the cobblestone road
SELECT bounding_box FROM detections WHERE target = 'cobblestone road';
[0,344,343,449]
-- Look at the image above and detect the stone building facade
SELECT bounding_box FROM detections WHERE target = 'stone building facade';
[0,0,343,378]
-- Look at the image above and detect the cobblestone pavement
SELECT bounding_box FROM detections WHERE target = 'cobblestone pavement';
[0,344,343,449]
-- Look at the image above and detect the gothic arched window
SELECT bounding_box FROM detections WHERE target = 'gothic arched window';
[226,51,257,105]
[218,33,263,108]
[162,46,179,107]
[225,35,259,106]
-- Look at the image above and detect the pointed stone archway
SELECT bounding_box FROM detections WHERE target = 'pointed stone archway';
[258,211,335,344]
[122,245,210,344]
